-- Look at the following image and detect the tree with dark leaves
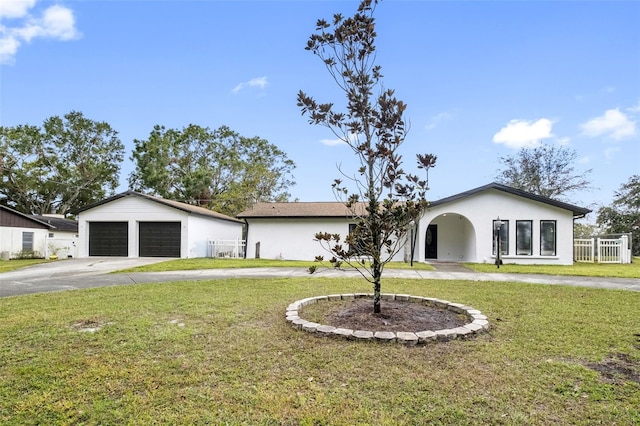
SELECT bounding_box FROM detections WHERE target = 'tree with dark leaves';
[297,0,436,314]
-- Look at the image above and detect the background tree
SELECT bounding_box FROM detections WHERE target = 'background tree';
[129,124,295,216]
[297,0,436,314]
[0,111,124,215]
[596,175,640,256]
[496,144,593,202]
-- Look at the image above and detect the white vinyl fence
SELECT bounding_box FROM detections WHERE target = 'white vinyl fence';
[207,239,246,258]
[574,235,631,264]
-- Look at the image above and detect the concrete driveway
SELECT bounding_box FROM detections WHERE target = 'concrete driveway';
[1,258,639,298]
[0,257,169,297]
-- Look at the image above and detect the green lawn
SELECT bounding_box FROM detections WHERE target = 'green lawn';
[1,277,638,425]
[116,256,640,279]
[0,258,50,273]
[465,257,640,279]
[116,257,435,273]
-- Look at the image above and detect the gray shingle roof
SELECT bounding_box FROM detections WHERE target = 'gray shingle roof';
[237,202,366,218]
[31,215,78,232]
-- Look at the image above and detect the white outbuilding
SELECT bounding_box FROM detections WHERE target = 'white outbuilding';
[75,191,243,258]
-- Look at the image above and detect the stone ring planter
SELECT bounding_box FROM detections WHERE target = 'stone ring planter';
[286,293,489,346]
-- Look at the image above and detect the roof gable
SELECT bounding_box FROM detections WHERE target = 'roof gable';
[73,191,243,224]
[0,205,53,229]
[429,182,591,218]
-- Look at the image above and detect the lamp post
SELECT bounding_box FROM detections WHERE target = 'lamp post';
[495,217,502,269]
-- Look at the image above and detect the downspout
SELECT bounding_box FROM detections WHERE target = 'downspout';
[572,212,587,263]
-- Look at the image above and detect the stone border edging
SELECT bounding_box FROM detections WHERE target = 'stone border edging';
[286,293,489,345]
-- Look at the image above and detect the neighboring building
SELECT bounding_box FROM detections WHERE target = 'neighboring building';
[0,206,79,259]
[32,214,79,259]
[74,191,244,258]
[237,182,591,265]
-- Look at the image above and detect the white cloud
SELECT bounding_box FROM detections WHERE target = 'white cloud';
[580,108,636,140]
[0,0,36,19]
[0,2,80,64]
[492,118,554,149]
[320,138,346,146]
[425,111,452,130]
[232,76,268,94]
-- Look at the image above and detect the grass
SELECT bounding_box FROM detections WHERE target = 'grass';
[1,277,639,425]
[117,257,435,273]
[116,256,640,279]
[466,257,640,278]
[0,258,50,273]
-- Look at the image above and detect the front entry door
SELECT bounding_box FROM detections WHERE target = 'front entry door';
[425,224,437,259]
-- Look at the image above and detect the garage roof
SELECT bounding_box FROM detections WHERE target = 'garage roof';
[74,191,243,223]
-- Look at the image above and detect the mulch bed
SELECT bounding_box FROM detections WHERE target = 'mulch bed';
[309,299,468,333]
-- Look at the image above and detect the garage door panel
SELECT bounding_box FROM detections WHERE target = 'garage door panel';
[89,222,128,256]
[139,222,181,257]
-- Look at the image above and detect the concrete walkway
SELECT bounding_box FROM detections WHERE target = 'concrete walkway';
[1,259,639,298]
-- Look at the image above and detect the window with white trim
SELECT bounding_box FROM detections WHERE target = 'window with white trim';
[22,232,34,251]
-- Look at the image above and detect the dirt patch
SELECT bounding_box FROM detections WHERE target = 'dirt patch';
[586,353,640,384]
[70,319,111,333]
[304,299,468,333]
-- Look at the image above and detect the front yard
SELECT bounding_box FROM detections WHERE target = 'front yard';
[1,277,638,424]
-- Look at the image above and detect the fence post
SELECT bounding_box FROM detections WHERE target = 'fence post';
[621,235,629,264]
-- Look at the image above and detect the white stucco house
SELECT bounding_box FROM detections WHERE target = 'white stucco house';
[237,182,591,265]
[0,205,79,259]
[74,191,244,258]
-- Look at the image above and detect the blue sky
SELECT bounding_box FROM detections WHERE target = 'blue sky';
[1,0,639,221]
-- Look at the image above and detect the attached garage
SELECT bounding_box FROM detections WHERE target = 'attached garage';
[88,222,128,256]
[75,191,243,259]
[139,222,181,257]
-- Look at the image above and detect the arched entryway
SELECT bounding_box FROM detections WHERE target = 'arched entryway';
[424,213,476,262]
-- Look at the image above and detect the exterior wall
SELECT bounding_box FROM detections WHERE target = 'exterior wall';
[45,230,79,259]
[244,217,404,261]
[186,214,243,258]
[78,197,188,258]
[0,227,49,259]
[419,189,575,265]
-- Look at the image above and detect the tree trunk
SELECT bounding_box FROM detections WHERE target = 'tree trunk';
[372,259,382,314]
